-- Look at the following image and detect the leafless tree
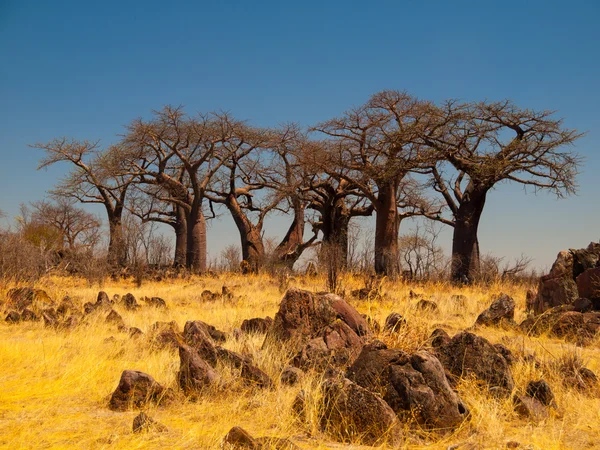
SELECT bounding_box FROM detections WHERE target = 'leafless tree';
[121,106,244,273]
[313,91,439,275]
[416,100,583,283]
[33,139,134,267]
[398,222,447,281]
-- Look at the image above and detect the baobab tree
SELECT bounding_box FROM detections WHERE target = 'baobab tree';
[33,139,133,267]
[313,90,438,275]
[121,106,250,272]
[417,99,583,282]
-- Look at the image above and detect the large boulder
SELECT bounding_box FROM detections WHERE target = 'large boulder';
[433,331,514,395]
[576,267,600,308]
[475,294,515,327]
[346,341,468,430]
[292,320,364,370]
[177,344,220,395]
[108,370,172,411]
[318,377,403,446]
[264,288,370,350]
[533,275,578,315]
[183,321,220,365]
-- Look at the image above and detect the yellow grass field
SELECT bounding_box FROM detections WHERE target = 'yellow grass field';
[0,274,599,449]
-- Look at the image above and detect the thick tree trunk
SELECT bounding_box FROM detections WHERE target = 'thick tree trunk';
[275,198,306,270]
[374,183,400,275]
[320,200,350,268]
[451,183,487,283]
[107,213,127,268]
[186,201,207,273]
[226,195,265,272]
[173,206,187,268]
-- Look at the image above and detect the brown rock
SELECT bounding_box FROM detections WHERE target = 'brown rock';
[280,366,303,386]
[108,370,172,411]
[177,344,220,394]
[122,293,139,311]
[241,362,273,389]
[222,426,258,449]
[416,299,438,311]
[513,395,549,421]
[533,275,578,314]
[384,312,406,332]
[318,377,403,445]
[434,331,514,395]
[106,310,125,329]
[20,308,39,322]
[241,317,273,334]
[525,380,555,407]
[576,267,600,306]
[475,294,515,327]
[132,412,168,433]
[264,288,370,350]
[5,310,20,323]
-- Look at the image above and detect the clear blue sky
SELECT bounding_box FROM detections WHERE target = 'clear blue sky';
[1,0,599,270]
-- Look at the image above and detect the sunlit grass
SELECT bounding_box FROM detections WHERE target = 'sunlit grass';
[0,273,598,449]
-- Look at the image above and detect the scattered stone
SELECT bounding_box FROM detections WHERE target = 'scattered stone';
[384,312,406,332]
[83,302,96,315]
[222,286,234,300]
[347,341,469,430]
[201,290,219,301]
[241,317,273,334]
[56,297,76,317]
[573,298,593,313]
[434,331,514,395]
[241,362,273,389]
[5,310,20,323]
[106,310,125,329]
[292,320,364,370]
[264,288,371,352]
[215,346,251,369]
[513,394,549,421]
[132,412,168,433]
[108,370,172,411]
[280,366,303,386]
[222,426,258,448]
[183,321,219,365]
[95,291,112,309]
[129,327,143,338]
[177,344,220,395]
[475,294,515,327]
[416,299,438,311]
[525,380,555,407]
[20,308,39,322]
[7,287,53,311]
[318,377,403,445]
[143,296,167,308]
[122,293,139,311]
[409,290,423,299]
[430,328,451,348]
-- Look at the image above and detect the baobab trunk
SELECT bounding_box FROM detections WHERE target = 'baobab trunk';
[107,215,127,268]
[451,184,487,283]
[186,202,207,273]
[374,183,400,275]
[275,198,306,270]
[226,196,265,272]
[320,202,350,268]
[173,206,187,268]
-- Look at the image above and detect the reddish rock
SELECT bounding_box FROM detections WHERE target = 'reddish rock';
[108,370,172,411]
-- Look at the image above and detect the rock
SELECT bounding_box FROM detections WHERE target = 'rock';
[108,370,172,411]
[451,294,468,305]
[20,308,39,322]
[550,311,587,339]
[132,412,168,433]
[95,291,112,309]
[264,288,371,351]
[143,296,167,308]
[122,293,139,311]
[280,366,303,386]
[184,319,226,344]
[430,328,451,348]
[241,317,273,334]
[83,302,96,315]
[106,310,125,329]
[525,380,555,407]
[434,331,514,395]
[241,362,273,389]
[416,299,438,311]
[150,320,180,333]
[475,294,515,327]
[129,327,144,338]
[222,426,258,449]
[494,344,515,366]
[201,290,219,301]
[563,366,598,391]
[215,346,251,369]
[573,298,593,313]
[292,320,364,370]
[533,275,578,315]
[7,287,53,311]
[571,245,600,278]
[318,377,402,445]
[384,312,406,332]
[5,310,20,323]
[56,297,76,317]
[513,395,549,421]
[177,344,220,394]
[183,321,219,365]
[576,267,600,307]
[346,341,469,430]
[525,289,536,312]
[409,290,423,299]
[222,286,234,300]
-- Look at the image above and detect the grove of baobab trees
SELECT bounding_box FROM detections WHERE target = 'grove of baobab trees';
[31,91,582,283]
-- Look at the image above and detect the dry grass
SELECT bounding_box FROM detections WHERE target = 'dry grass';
[0,273,599,449]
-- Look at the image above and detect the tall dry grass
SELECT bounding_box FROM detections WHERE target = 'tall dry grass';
[0,273,598,449]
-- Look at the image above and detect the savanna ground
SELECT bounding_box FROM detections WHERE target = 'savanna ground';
[0,273,599,450]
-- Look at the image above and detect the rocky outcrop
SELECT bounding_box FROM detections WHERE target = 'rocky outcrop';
[433,331,514,395]
[108,370,172,411]
[475,294,515,327]
[346,341,468,430]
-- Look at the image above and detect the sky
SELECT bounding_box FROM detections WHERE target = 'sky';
[0,0,599,271]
